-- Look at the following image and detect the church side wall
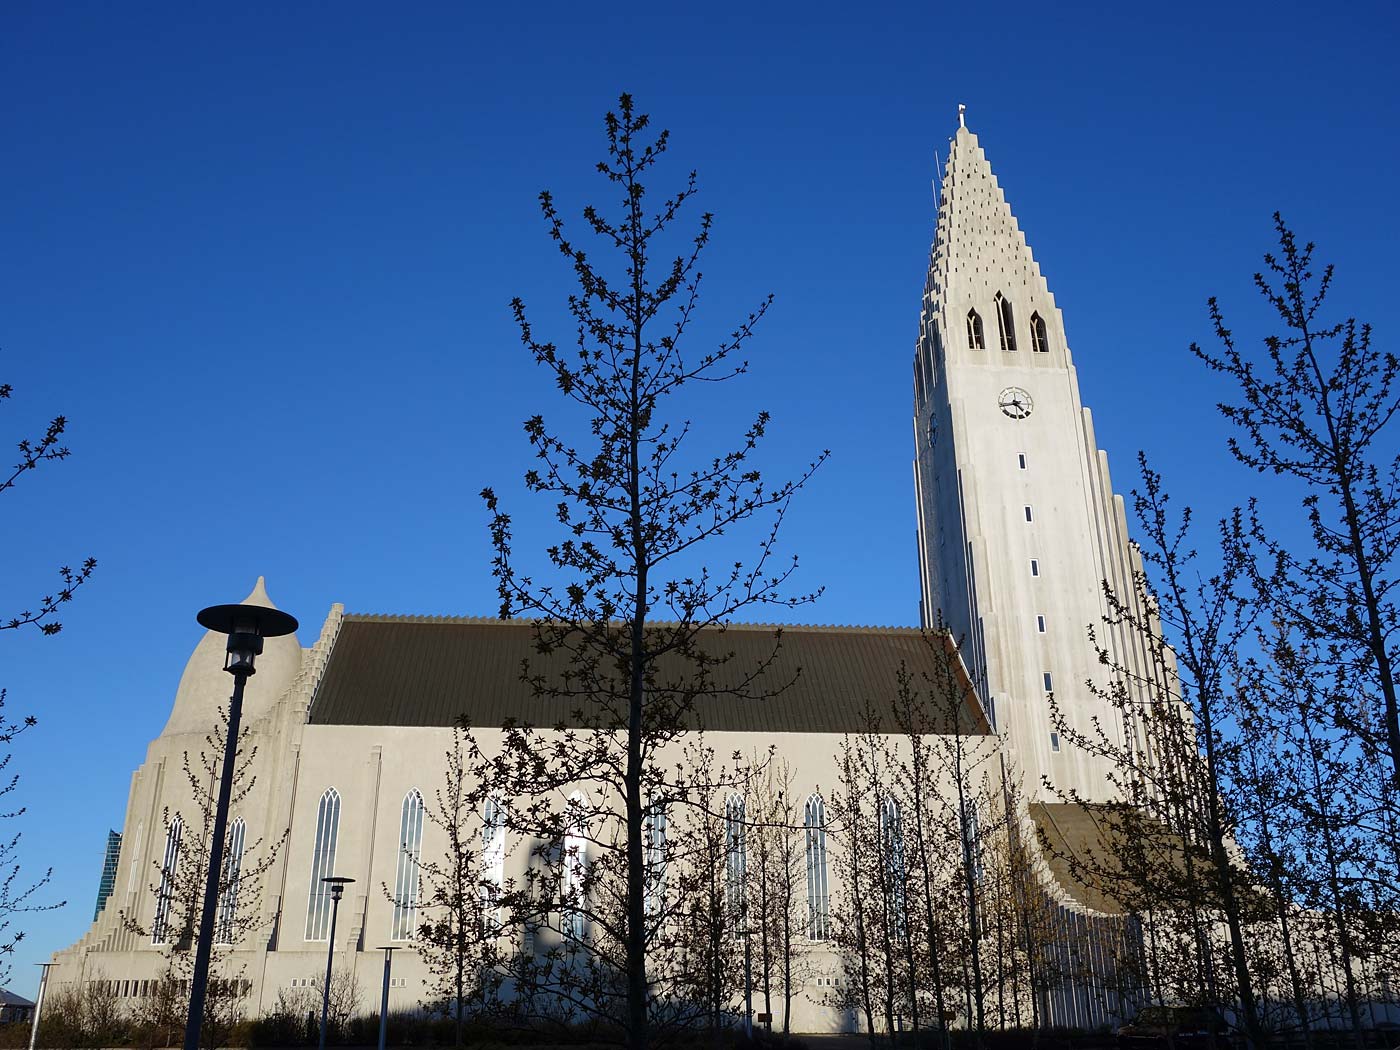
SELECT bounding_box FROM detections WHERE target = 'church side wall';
[47,719,1001,1035]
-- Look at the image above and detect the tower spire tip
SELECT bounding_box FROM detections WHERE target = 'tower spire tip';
[958,103,966,129]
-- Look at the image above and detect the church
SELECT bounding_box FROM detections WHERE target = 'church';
[43,114,1152,1035]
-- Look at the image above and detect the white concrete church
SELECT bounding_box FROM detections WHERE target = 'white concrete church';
[46,115,1154,1034]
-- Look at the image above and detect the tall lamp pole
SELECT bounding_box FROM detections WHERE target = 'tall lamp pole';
[184,602,298,1050]
[374,946,400,1050]
[28,963,52,1050]
[318,876,355,1050]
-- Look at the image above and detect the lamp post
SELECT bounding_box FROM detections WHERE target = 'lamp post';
[374,946,400,1050]
[184,601,298,1050]
[28,963,52,1050]
[318,876,355,1050]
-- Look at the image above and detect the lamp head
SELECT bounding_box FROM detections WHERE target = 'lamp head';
[197,603,299,677]
[321,875,355,902]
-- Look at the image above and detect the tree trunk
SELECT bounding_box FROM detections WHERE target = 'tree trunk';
[782,916,793,1037]
[1299,707,1365,1046]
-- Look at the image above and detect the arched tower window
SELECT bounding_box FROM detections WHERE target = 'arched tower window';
[966,308,985,350]
[392,790,425,940]
[995,292,1017,352]
[804,794,829,941]
[724,793,747,926]
[305,788,341,941]
[481,793,505,929]
[152,815,183,945]
[1030,312,1050,353]
[644,801,667,918]
[215,817,246,945]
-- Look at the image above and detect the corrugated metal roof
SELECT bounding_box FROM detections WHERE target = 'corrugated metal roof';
[308,616,989,736]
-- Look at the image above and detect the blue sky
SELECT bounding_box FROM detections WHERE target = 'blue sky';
[3,0,1397,994]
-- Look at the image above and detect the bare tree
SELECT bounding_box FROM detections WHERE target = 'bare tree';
[0,372,95,983]
[831,740,879,1043]
[1194,215,1400,787]
[886,634,983,1041]
[920,659,1002,1036]
[1042,461,1270,1048]
[746,755,811,1035]
[674,766,744,1042]
[0,690,64,986]
[477,94,824,1050]
[315,967,363,1037]
[1231,627,1400,1039]
[0,375,96,638]
[120,706,286,1048]
[37,966,123,1049]
[400,723,502,1046]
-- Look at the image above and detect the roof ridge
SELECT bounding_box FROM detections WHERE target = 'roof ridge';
[341,613,924,634]
[345,612,514,625]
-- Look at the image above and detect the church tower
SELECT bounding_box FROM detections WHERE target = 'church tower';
[913,111,1140,800]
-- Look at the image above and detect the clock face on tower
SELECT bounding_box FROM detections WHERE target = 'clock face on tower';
[998,386,1033,420]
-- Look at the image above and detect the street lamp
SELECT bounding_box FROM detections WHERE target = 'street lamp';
[374,946,401,1050]
[184,601,298,1050]
[28,963,52,1050]
[318,876,355,1050]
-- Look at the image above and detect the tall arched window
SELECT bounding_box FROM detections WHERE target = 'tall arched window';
[880,798,908,939]
[995,292,1017,352]
[562,792,587,940]
[392,790,425,940]
[1030,311,1050,353]
[215,817,246,945]
[724,793,746,926]
[305,788,341,941]
[804,794,829,941]
[481,794,505,929]
[152,815,183,945]
[644,802,668,918]
[966,308,985,350]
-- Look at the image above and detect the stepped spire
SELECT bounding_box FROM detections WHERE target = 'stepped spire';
[922,120,1059,350]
